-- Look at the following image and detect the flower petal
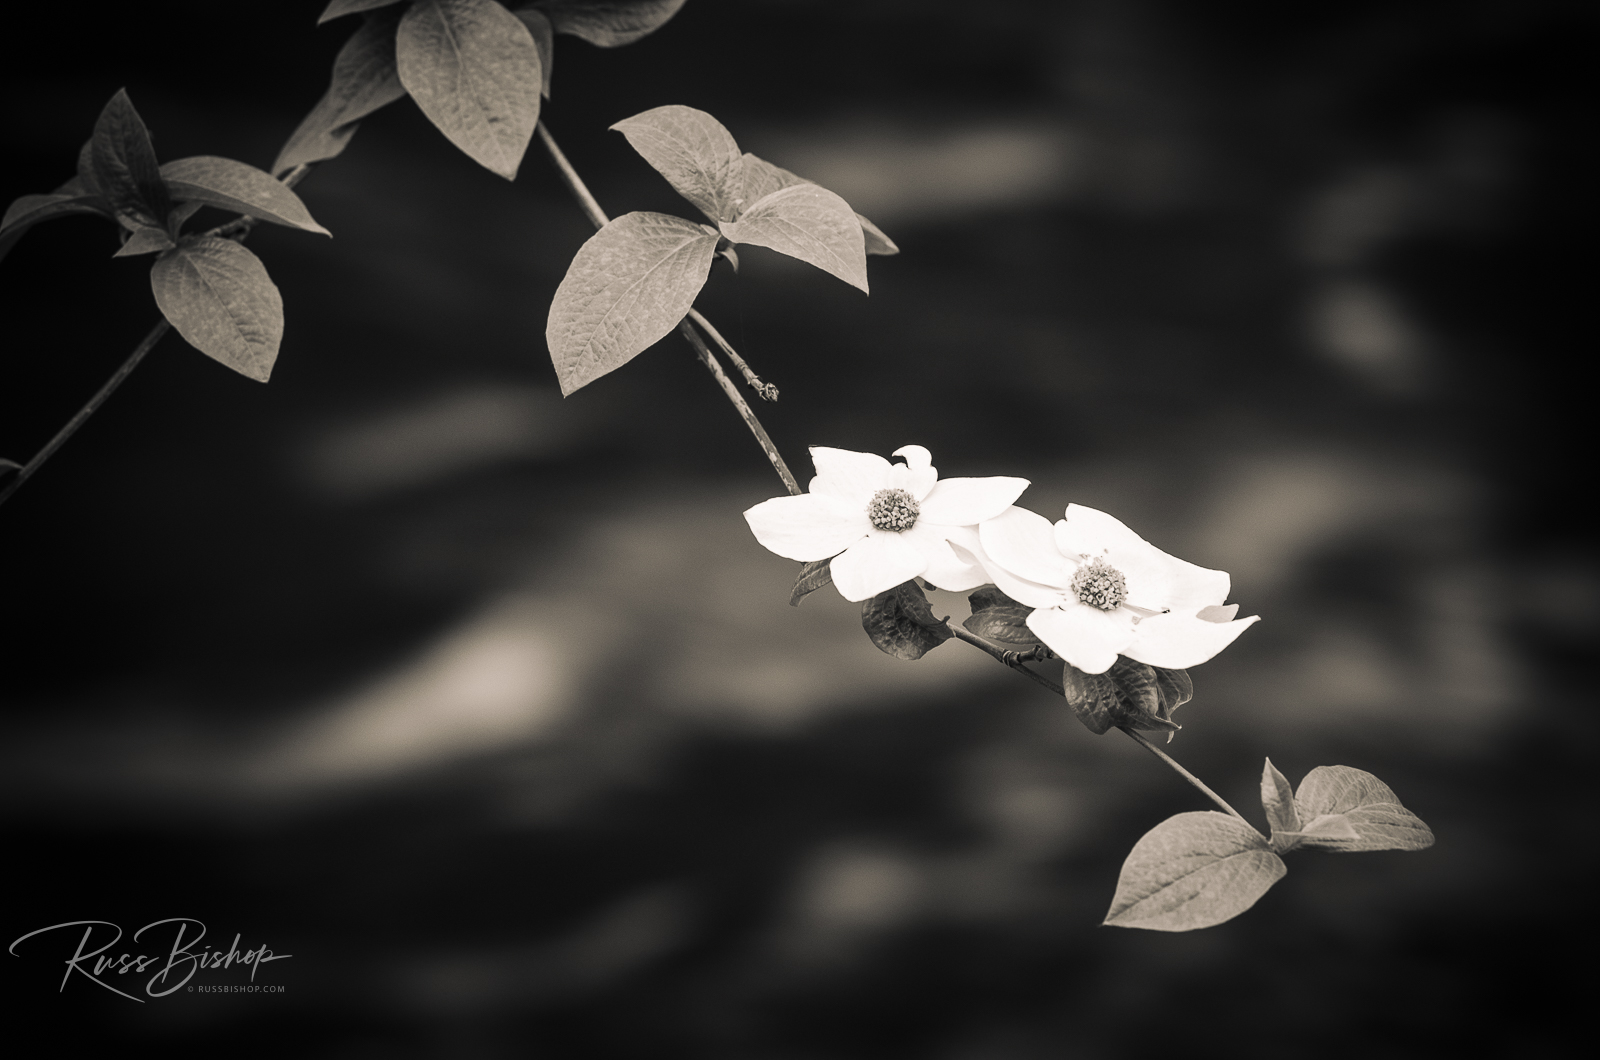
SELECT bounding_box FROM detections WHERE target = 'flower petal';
[1155,549,1231,614]
[744,493,868,561]
[829,532,928,601]
[979,506,1073,588]
[951,539,1061,609]
[910,524,988,591]
[888,444,939,500]
[919,476,1031,527]
[809,447,892,503]
[1122,612,1260,669]
[1026,604,1136,674]
[1053,504,1150,559]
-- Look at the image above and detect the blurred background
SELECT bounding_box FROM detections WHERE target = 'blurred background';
[0,0,1591,1055]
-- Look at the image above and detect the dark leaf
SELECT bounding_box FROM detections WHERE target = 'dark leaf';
[963,602,1038,644]
[1152,666,1193,715]
[535,0,687,47]
[76,139,106,198]
[112,225,176,257]
[1261,757,1300,852]
[150,237,283,382]
[1292,766,1435,853]
[719,183,869,293]
[862,581,952,660]
[275,7,408,175]
[790,558,833,607]
[739,152,898,254]
[397,0,542,179]
[1061,663,1120,735]
[0,193,116,265]
[1104,812,1286,931]
[1107,657,1177,731]
[511,8,556,97]
[90,89,173,229]
[160,157,330,235]
[968,586,1027,612]
[546,211,718,395]
[612,106,744,224]
[167,201,204,234]
[319,0,405,22]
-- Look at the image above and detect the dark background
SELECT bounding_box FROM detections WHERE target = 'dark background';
[1,1,1591,1056]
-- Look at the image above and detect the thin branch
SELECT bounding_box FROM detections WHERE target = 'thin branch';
[687,308,777,401]
[677,319,802,495]
[946,623,1064,694]
[1117,725,1254,827]
[536,122,610,229]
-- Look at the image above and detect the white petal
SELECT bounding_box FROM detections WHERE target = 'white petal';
[1122,612,1260,669]
[1156,549,1231,613]
[809,447,891,503]
[1054,504,1150,558]
[1025,604,1136,675]
[950,539,1062,608]
[829,533,928,602]
[743,493,868,561]
[909,524,988,591]
[1197,603,1239,622]
[919,476,1031,526]
[891,444,933,471]
[979,506,1072,588]
[1103,543,1173,611]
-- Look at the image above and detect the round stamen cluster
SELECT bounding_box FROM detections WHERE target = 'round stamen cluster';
[1071,557,1128,611]
[867,488,920,532]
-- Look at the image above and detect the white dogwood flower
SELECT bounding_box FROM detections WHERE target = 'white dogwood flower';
[969,504,1258,674]
[744,445,1030,601]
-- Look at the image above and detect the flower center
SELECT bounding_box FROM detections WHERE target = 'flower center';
[1071,557,1128,610]
[867,488,920,532]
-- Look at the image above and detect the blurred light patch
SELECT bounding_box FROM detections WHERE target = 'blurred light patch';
[303,384,585,499]
[1307,279,1429,395]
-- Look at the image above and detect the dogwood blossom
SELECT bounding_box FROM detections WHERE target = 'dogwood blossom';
[744,445,1030,602]
[966,504,1258,675]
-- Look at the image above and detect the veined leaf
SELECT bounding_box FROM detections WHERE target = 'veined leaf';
[113,225,176,257]
[862,581,951,660]
[546,211,717,395]
[740,153,898,255]
[1104,812,1286,932]
[151,236,284,382]
[161,157,330,235]
[1061,663,1120,735]
[397,0,542,179]
[963,597,1038,644]
[76,140,107,198]
[0,193,116,265]
[719,184,869,294]
[535,0,687,47]
[90,89,173,229]
[275,6,408,175]
[319,0,405,22]
[1261,757,1300,852]
[1293,766,1435,853]
[511,8,556,98]
[790,558,833,607]
[612,105,744,224]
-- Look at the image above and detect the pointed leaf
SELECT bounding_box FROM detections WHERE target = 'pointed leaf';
[611,106,743,224]
[535,0,687,47]
[511,8,556,97]
[0,193,117,265]
[90,89,173,229]
[1061,662,1119,735]
[150,237,283,382]
[275,7,408,175]
[862,581,951,660]
[790,558,833,607]
[963,601,1039,644]
[740,153,898,255]
[397,0,542,179]
[160,157,330,235]
[168,201,204,234]
[1107,657,1179,732]
[1104,812,1286,931]
[719,184,869,293]
[77,139,106,198]
[1152,666,1193,716]
[1293,766,1434,853]
[1285,814,1361,841]
[546,211,717,395]
[1261,757,1300,852]
[113,225,176,257]
[319,0,405,22]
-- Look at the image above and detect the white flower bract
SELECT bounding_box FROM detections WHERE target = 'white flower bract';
[743,445,1030,602]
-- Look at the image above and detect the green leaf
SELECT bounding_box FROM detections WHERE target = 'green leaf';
[1292,766,1435,853]
[1104,812,1286,931]
[319,0,405,22]
[611,106,744,224]
[150,237,284,382]
[0,192,117,265]
[546,211,717,395]
[90,89,173,229]
[790,558,833,607]
[160,157,330,235]
[511,8,556,98]
[1061,663,1120,735]
[397,0,542,179]
[113,225,176,257]
[534,0,687,47]
[275,7,408,175]
[861,581,952,660]
[719,184,869,294]
[739,153,898,255]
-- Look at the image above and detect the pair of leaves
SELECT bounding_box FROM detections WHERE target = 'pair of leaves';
[1,91,330,382]
[282,1,686,178]
[547,106,898,395]
[1103,762,1434,932]
[862,581,952,661]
